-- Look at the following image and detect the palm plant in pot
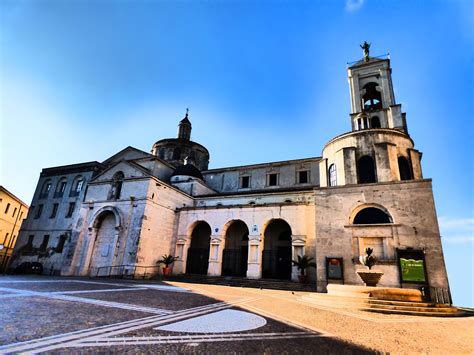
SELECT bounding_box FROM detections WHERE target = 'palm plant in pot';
[157,254,178,277]
[357,248,384,286]
[292,255,316,283]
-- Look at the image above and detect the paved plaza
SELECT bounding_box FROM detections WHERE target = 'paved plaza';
[0,276,472,354]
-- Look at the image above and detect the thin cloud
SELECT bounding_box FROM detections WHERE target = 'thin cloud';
[439,216,474,244]
[345,0,364,12]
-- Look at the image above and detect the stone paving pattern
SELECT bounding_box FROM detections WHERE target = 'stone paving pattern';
[76,289,217,311]
[0,276,472,354]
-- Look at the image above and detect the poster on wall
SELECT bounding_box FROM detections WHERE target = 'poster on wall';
[326,257,343,280]
[399,257,426,282]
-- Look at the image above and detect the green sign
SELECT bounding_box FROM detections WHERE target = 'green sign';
[400,258,426,282]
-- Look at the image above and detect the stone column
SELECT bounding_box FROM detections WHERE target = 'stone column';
[374,142,395,182]
[207,235,224,276]
[319,158,328,187]
[342,147,357,185]
[174,236,189,274]
[408,148,423,179]
[247,234,262,279]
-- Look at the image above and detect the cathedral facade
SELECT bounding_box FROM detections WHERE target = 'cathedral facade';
[12,51,450,295]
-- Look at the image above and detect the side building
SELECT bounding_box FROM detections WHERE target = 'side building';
[0,186,29,272]
[13,162,103,274]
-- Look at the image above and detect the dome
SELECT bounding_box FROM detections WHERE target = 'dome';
[172,164,203,180]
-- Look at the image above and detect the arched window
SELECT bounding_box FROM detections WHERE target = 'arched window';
[70,175,84,197]
[328,164,337,186]
[362,82,382,110]
[158,148,165,159]
[363,116,369,129]
[54,178,68,198]
[371,116,381,128]
[39,180,52,199]
[358,155,376,184]
[172,147,181,160]
[353,207,392,224]
[108,172,124,200]
[398,156,412,181]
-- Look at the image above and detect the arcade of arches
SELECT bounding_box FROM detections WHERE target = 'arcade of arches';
[183,219,295,280]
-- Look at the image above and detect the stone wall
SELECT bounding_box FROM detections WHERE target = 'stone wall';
[314,179,449,292]
[13,165,98,274]
[203,158,321,193]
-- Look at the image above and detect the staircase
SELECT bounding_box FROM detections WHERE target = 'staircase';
[163,274,315,292]
[301,292,468,317]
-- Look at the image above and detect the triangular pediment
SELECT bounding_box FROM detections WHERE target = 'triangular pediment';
[91,160,152,183]
[102,146,154,166]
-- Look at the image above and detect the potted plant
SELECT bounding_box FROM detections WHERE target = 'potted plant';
[157,254,178,277]
[356,248,384,286]
[292,255,316,283]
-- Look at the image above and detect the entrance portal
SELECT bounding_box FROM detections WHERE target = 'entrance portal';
[186,222,211,275]
[222,220,249,277]
[90,212,117,274]
[262,219,292,280]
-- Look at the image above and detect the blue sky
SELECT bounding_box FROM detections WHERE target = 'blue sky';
[1,0,473,306]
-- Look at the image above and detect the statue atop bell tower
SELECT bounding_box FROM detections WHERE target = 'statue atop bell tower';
[360,41,370,62]
[347,44,407,133]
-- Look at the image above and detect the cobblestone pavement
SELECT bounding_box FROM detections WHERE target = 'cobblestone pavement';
[0,276,372,354]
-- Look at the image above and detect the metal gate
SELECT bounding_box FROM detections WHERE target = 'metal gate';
[262,246,292,280]
[222,246,248,277]
[185,247,210,275]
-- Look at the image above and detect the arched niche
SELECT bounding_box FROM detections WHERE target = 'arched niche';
[351,205,393,225]
[357,155,377,184]
[398,156,412,181]
[108,171,124,200]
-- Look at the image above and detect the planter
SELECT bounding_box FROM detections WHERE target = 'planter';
[162,267,172,277]
[298,274,308,284]
[356,270,384,287]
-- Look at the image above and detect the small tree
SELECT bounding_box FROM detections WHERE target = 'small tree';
[157,254,178,268]
[292,255,316,276]
[359,247,377,270]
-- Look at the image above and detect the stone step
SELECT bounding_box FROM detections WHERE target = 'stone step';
[163,274,314,291]
[301,293,464,317]
[304,293,451,308]
[364,307,466,317]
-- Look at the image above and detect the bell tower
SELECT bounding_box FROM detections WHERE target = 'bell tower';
[347,42,407,133]
[319,43,423,188]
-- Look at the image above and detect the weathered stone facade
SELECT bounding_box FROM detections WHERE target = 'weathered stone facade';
[11,52,450,299]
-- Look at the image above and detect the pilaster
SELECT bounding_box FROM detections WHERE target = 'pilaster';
[207,235,224,276]
[246,234,262,279]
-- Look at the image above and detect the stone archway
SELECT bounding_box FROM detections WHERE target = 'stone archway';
[186,221,211,275]
[221,220,249,277]
[89,211,118,275]
[82,206,122,277]
[262,219,292,280]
